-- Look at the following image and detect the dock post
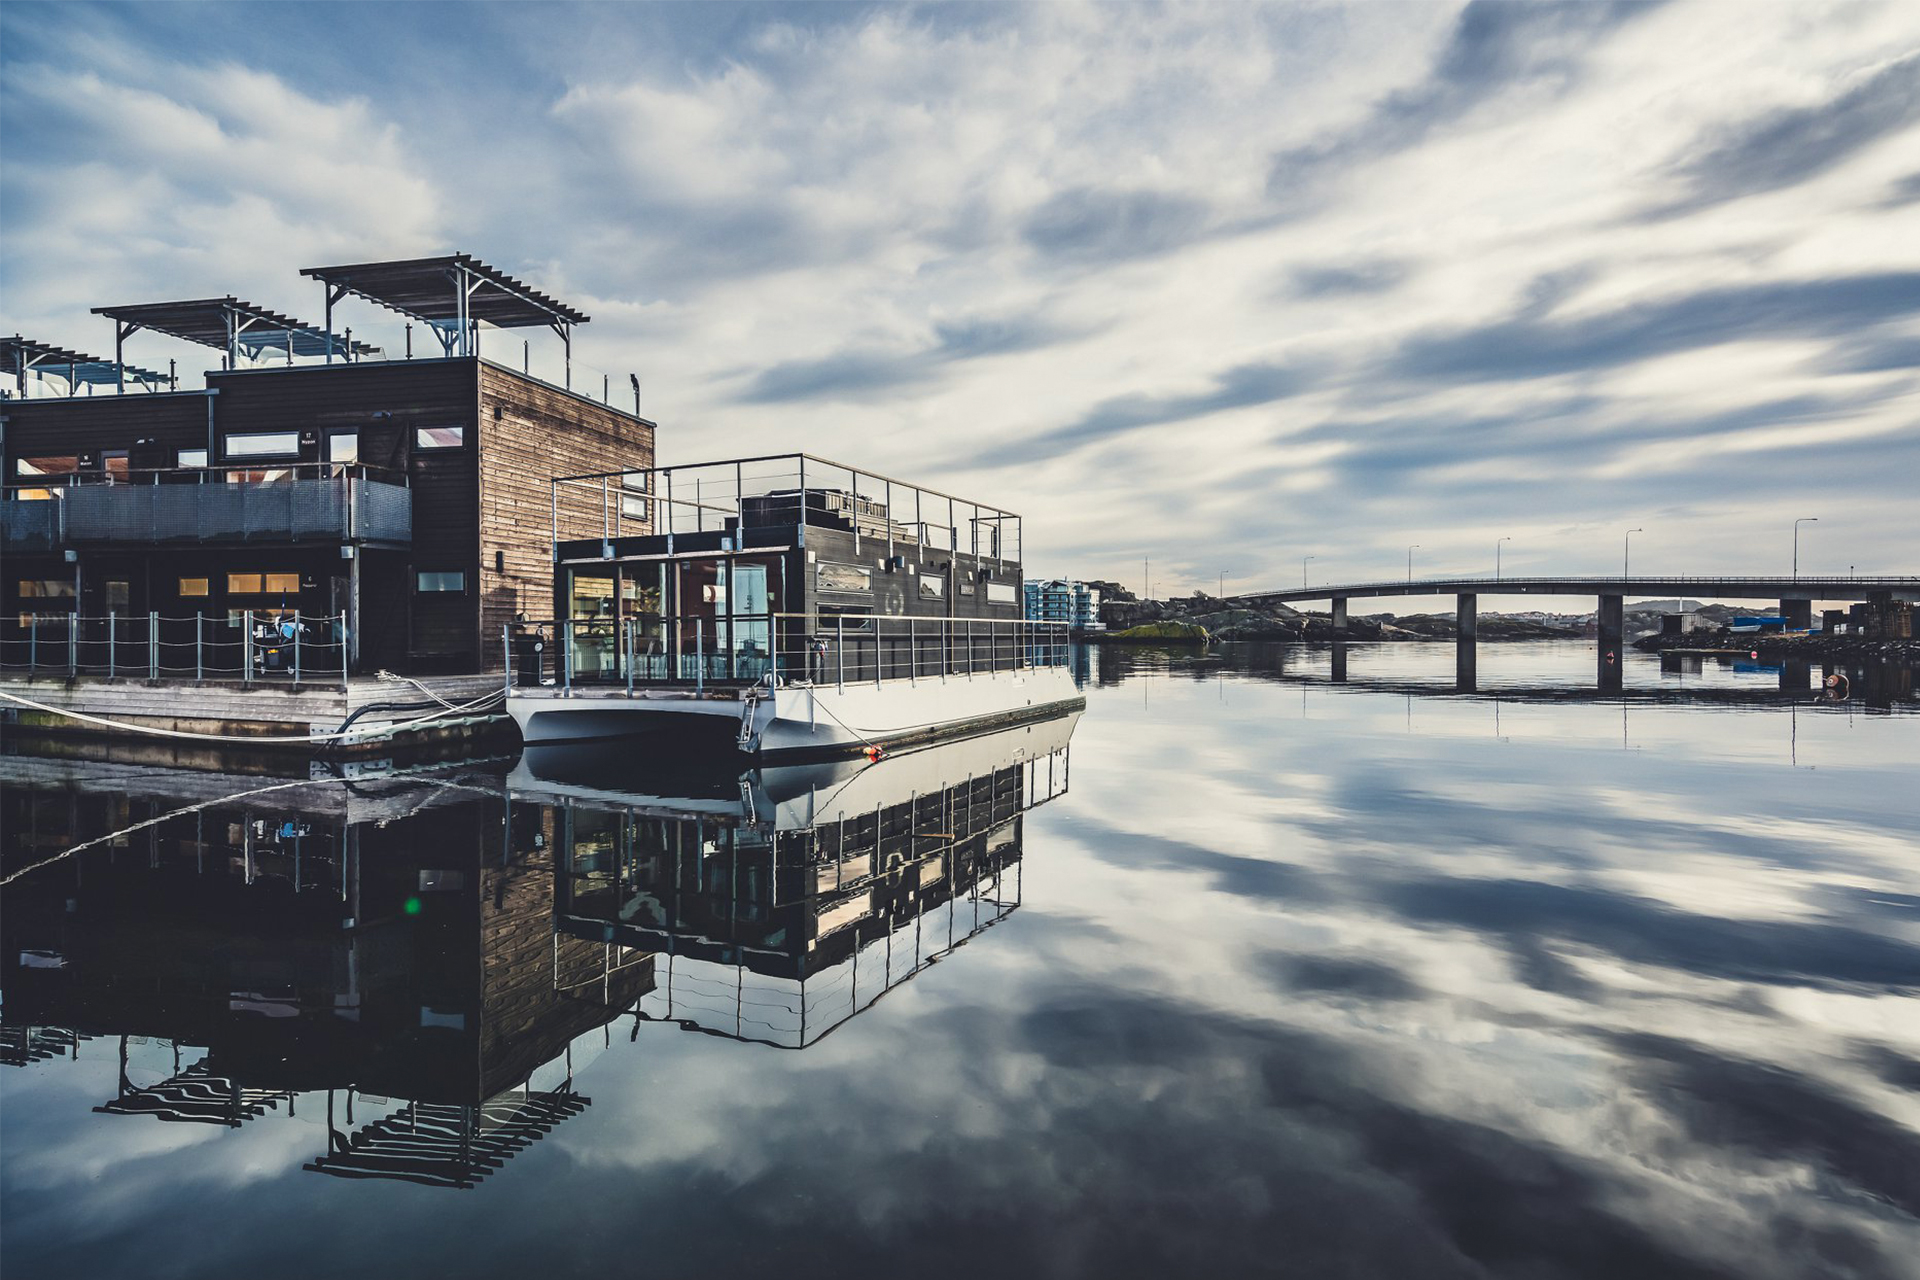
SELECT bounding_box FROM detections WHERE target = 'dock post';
[196,614,204,684]
[695,619,704,693]
[293,616,301,687]
[837,616,845,691]
[909,618,916,685]
[149,611,157,682]
[625,619,634,697]
[28,617,36,674]
[108,612,116,680]
[244,611,253,686]
[503,624,512,701]
[564,622,574,696]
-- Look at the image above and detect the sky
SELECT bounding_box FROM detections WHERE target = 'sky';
[2,0,1917,598]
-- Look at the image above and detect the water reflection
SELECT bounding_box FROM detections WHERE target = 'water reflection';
[4,644,1918,1279]
[1,715,1076,1189]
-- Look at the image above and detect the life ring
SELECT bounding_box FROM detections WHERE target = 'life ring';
[882,585,906,616]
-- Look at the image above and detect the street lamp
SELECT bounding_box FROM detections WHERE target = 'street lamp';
[1793,517,1818,577]
[1496,536,1512,581]
[1302,555,1316,589]
[1219,569,1230,599]
[1407,544,1419,584]
[1624,528,1643,577]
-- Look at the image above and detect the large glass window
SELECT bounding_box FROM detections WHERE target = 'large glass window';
[15,456,77,479]
[263,572,300,594]
[326,433,359,463]
[177,448,209,468]
[415,426,465,450]
[179,578,211,597]
[228,574,263,594]
[225,432,299,459]
[17,580,75,598]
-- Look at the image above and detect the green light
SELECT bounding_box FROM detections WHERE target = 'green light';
[403,896,422,915]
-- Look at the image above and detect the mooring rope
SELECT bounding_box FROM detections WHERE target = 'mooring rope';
[0,687,505,745]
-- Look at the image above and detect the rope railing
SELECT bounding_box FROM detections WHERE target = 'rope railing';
[0,611,350,687]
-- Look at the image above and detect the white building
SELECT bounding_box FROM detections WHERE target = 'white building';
[1024,579,1103,633]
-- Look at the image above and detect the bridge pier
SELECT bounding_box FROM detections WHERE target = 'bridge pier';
[1597,594,1624,692]
[1455,593,1477,692]
[1331,597,1348,633]
[1330,642,1348,683]
[1780,598,1812,630]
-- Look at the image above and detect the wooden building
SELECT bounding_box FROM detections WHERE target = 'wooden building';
[1,256,653,676]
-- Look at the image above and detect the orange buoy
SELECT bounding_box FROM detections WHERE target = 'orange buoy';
[863,745,883,762]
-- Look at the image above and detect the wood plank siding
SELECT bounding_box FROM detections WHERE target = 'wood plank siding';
[477,364,652,668]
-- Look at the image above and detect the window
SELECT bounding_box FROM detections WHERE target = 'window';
[416,571,466,593]
[415,426,465,450]
[263,572,300,594]
[17,580,75,599]
[228,574,264,594]
[15,456,78,479]
[101,451,129,482]
[226,572,300,594]
[178,578,211,597]
[919,574,946,600]
[177,448,209,468]
[224,432,299,459]
[326,433,359,463]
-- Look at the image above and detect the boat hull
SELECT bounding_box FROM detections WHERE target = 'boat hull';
[507,667,1084,758]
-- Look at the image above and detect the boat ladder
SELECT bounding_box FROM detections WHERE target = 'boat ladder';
[736,691,761,751]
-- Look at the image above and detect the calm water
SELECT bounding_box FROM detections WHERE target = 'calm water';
[3,640,1918,1280]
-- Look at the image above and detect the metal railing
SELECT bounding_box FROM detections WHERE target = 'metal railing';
[504,613,1072,694]
[0,611,349,687]
[4,466,412,547]
[548,453,1023,568]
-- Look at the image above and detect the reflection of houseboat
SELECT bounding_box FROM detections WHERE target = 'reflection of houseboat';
[0,757,647,1189]
[512,710,1077,1048]
[504,453,1082,754]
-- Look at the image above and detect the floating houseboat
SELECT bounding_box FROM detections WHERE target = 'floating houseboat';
[505,453,1082,755]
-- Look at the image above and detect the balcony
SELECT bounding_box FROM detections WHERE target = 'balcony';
[5,466,412,549]
[1,497,61,551]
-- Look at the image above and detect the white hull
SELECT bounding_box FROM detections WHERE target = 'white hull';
[508,666,1083,756]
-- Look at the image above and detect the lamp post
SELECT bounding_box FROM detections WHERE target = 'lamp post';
[1407,544,1419,584]
[1496,536,1511,581]
[1624,528,1642,577]
[1302,555,1315,589]
[1793,517,1818,578]
[1219,569,1230,599]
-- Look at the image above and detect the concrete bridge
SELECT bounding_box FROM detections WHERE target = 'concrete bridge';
[1228,575,1920,644]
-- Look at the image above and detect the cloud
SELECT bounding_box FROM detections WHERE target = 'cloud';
[1386,273,1920,384]
[1645,51,1920,219]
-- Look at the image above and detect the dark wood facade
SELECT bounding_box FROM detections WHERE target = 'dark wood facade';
[1,357,652,674]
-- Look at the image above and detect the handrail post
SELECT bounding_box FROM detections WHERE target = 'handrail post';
[196,613,204,684]
[908,618,915,685]
[625,618,634,697]
[149,610,158,682]
[293,614,301,687]
[503,624,512,700]
[244,610,253,686]
[695,618,704,693]
[69,617,76,677]
[341,612,349,688]
[29,616,37,674]
[108,612,116,680]
[836,616,844,692]
[563,621,573,696]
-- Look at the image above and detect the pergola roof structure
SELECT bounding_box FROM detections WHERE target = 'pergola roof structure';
[3,335,170,395]
[300,253,589,329]
[91,297,379,364]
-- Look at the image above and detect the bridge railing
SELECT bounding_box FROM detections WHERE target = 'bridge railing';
[1237,574,1920,598]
